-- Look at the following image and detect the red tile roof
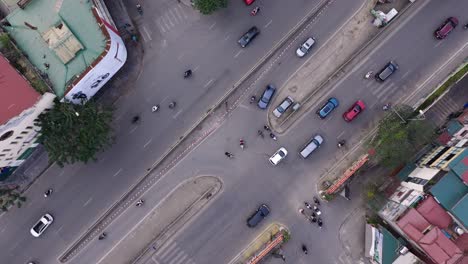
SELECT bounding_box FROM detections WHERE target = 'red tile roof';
[416,196,451,229]
[0,55,40,125]
[397,199,464,264]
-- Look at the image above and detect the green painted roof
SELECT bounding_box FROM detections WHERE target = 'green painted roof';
[5,0,106,97]
[396,164,416,181]
[381,228,400,264]
[430,172,468,228]
[448,149,468,181]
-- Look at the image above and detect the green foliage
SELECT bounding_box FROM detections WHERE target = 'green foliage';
[281,229,291,242]
[193,0,227,15]
[31,79,49,94]
[37,98,114,167]
[368,105,435,168]
[418,63,468,110]
[0,187,26,211]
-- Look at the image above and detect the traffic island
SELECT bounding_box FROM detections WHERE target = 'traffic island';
[229,223,290,264]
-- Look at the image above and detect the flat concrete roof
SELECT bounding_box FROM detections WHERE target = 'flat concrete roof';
[5,0,106,97]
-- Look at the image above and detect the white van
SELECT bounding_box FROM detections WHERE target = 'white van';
[299,135,323,158]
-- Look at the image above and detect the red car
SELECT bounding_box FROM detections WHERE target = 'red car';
[343,100,366,122]
[244,0,255,5]
[435,17,458,39]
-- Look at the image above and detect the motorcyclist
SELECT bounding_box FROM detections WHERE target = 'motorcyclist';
[318,218,323,228]
[264,125,270,131]
[240,139,245,149]
[304,201,312,209]
[257,130,264,138]
[132,115,140,123]
[313,196,320,205]
[152,105,159,112]
[169,102,176,109]
[251,6,260,15]
[44,188,53,197]
[184,69,192,78]
[269,133,277,140]
[250,95,256,103]
[337,140,346,148]
[136,199,144,207]
[302,244,308,254]
[98,232,107,240]
[225,152,234,158]
[364,71,373,79]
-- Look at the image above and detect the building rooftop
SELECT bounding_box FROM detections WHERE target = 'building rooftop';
[448,149,468,185]
[0,54,40,125]
[397,196,464,264]
[5,0,107,97]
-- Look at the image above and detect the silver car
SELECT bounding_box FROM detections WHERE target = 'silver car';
[273,96,294,118]
[296,37,315,57]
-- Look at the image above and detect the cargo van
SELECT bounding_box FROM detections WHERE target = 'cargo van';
[299,135,323,158]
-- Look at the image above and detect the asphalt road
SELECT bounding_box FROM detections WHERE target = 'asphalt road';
[1,0,468,263]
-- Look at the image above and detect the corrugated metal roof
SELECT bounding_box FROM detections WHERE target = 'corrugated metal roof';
[0,55,40,125]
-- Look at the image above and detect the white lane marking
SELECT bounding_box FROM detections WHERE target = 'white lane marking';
[209,22,216,30]
[434,41,443,48]
[162,39,168,48]
[165,13,175,27]
[204,79,214,88]
[264,20,273,28]
[194,65,200,72]
[336,130,345,139]
[83,197,93,207]
[168,8,179,24]
[177,53,185,61]
[142,26,152,41]
[173,109,183,119]
[173,6,184,22]
[129,126,138,134]
[234,50,242,58]
[224,34,230,41]
[143,138,153,149]
[156,18,168,33]
[56,225,64,234]
[113,168,123,178]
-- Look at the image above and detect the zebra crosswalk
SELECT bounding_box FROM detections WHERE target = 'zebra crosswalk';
[148,240,197,264]
[154,4,200,35]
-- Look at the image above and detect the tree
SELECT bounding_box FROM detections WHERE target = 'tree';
[0,186,27,211]
[37,98,113,167]
[368,105,435,168]
[193,0,227,15]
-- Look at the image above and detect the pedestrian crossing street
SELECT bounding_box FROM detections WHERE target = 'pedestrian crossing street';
[149,240,197,264]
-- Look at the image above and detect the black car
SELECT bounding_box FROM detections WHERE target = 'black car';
[257,84,276,109]
[238,26,260,48]
[247,204,270,227]
[375,61,398,82]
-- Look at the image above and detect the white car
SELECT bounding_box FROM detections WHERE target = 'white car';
[296,37,315,57]
[30,213,53,237]
[269,147,288,165]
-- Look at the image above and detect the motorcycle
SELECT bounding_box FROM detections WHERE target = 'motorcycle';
[337,140,346,148]
[98,232,107,240]
[313,196,320,205]
[184,70,192,78]
[152,105,160,112]
[136,4,143,15]
[304,201,312,210]
[264,125,271,131]
[132,115,140,124]
[257,130,264,138]
[317,218,323,228]
[136,199,144,207]
[302,244,308,254]
[225,152,234,158]
[383,103,391,111]
[44,188,53,198]
[251,6,260,16]
[250,96,256,104]
[270,133,277,141]
[464,23,468,30]
[240,139,245,150]
[313,205,322,215]
[168,102,177,109]
[364,71,373,79]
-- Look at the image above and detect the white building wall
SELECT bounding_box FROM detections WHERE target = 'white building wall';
[0,92,55,168]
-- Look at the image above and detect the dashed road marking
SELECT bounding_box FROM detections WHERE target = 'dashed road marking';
[234,50,243,58]
[209,22,216,30]
[264,20,273,28]
[204,79,214,88]
[83,197,93,207]
[144,138,153,149]
[113,168,123,177]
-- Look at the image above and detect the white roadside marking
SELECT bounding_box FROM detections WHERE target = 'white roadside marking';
[142,26,152,41]
[113,168,123,177]
[209,22,216,30]
[234,50,243,58]
[173,109,183,119]
[129,126,138,134]
[143,138,153,149]
[204,79,214,88]
[224,34,230,41]
[264,20,273,28]
[83,197,93,207]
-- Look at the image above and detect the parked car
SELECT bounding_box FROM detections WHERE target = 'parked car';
[435,17,458,39]
[238,26,260,48]
[296,37,315,57]
[244,0,255,5]
[375,61,398,82]
[30,213,54,237]
[273,96,294,118]
[317,97,339,118]
[257,84,276,109]
[247,204,270,227]
[343,100,366,122]
[299,134,324,159]
[269,147,288,165]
